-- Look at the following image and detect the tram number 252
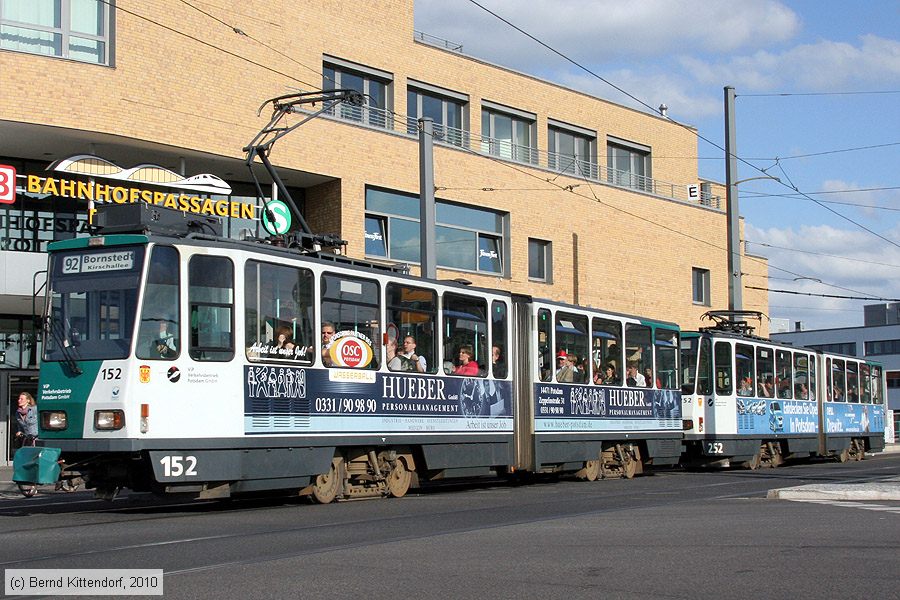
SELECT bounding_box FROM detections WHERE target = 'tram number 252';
[159,455,198,477]
[705,442,724,455]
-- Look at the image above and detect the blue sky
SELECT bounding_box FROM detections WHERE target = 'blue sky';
[415,0,900,330]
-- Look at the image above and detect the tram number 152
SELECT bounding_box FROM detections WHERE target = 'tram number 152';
[159,455,198,477]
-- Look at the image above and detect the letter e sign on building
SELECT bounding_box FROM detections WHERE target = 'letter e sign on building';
[0,164,16,204]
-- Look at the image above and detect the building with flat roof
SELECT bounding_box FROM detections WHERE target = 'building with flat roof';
[0,1,767,459]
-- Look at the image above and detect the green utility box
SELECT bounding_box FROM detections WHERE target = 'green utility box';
[13,446,62,485]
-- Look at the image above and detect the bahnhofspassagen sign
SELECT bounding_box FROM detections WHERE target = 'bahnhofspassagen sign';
[24,175,256,220]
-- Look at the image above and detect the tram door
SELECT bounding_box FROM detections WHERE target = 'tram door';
[2,371,39,465]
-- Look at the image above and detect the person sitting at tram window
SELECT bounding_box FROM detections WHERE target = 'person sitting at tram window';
[400,335,427,373]
[602,363,619,385]
[492,344,508,379]
[153,319,178,358]
[776,377,792,399]
[274,327,296,356]
[386,337,404,371]
[625,362,647,387]
[758,376,774,398]
[847,385,859,403]
[453,345,480,376]
[321,321,336,366]
[643,367,661,388]
[795,382,809,400]
[738,376,754,397]
[832,384,843,402]
[556,353,577,383]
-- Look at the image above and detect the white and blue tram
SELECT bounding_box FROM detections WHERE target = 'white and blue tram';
[29,205,682,499]
[680,312,886,468]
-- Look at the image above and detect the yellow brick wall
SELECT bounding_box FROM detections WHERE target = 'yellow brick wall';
[0,0,767,331]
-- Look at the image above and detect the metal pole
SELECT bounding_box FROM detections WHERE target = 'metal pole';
[724,86,742,311]
[419,118,436,279]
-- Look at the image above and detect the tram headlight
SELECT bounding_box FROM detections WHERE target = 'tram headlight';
[94,409,125,430]
[41,411,68,431]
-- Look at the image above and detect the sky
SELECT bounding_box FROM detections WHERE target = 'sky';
[414,0,900,331]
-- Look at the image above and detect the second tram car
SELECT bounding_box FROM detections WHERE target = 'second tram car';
[30,205,682,499]
[680,312,886,468]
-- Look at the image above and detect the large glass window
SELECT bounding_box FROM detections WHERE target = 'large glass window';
[136,246,179,360]
[537,308,552,382]
[735,343,755,397]
[481,107,537,164]
[407,85,467,147]
[831,359,846,401]
[654,328,679,390]
[846,361,859,402]
[860,363,871,403]
[386,283,436,374]
[244,261,314,364]
[624,323,652,388]
[775,349,793,399]
[442,293,487,377]
[555,312,588,384]
[714,342,732,396]
[607,138,651,192]
[756,346,775,397]
[528,238,552,282]
[364,187,507,276]
[871,366,883,405]
[188,255,234,362]
[0,0,112,64]
[593,317,623,386]
[320,274,380,370]
[323,60,391,129]
[548,125,596,178]
[0,317,40,369]
[793,353,810,400]
[491,300,508,379]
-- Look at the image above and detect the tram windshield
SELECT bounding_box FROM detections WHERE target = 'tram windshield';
[44,245,145,362]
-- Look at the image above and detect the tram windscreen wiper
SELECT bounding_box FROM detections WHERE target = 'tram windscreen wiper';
[47,317,83,375]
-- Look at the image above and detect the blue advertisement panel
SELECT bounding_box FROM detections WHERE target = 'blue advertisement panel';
[736,398,817,435]
[823,402,885,434]
[533,383,681,432]
[243,365,512,435]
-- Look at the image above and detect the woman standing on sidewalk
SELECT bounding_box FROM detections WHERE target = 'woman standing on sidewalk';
[14,391,37,448]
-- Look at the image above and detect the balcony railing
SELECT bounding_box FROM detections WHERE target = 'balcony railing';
[320,103,719,209]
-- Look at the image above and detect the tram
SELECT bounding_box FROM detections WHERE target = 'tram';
[680,311,886,468]
[26,203,682,500]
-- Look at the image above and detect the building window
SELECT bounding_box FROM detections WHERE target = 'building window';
[0,0,112,65]
[810,342,858,356]
[548,121,596,178]
[323,56,392,129]
[480,103,537,164]
[692,267,710,306]
[364,187,507,276]
[864,339,900,356]
[528,238,552,282]
[407,81,468,147]
[607,137,651,192]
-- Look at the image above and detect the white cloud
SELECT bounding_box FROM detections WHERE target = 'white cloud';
[745,223,900,329]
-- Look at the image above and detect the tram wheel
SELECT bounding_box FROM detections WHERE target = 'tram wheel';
[851,439,865,461]
[837,447,851,463]
[745,452,762,470]
[386,458,412,498]
[622,450,638,480]
[575,460,600,482]
[312,460,341,504]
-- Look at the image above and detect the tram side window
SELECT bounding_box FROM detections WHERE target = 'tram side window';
[775,350,793,399]
[871,366,883,404]
[714,341,732,395]
[555,312,589,383]
[537,308,552,382]
[793,353,810,400]
[860,364,871,403]
[188,255,234,362]
[756,347,774,398]
[244,261,314,364]
[846,362,859,402]
[809,356,817,401]
[136,246,180,360]
[593,317,623,386]
[680,337,699,394]
[735,344,755,397]
[624,323,652,387]
[654,328,678,390]
[443,293,487,377]
[831,359,845,401]
[491,301,508,379]
[386,283,436,374]
[697,337,713,395]
[320,274,381,369]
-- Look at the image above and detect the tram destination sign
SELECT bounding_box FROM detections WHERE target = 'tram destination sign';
[61,250,135,274]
